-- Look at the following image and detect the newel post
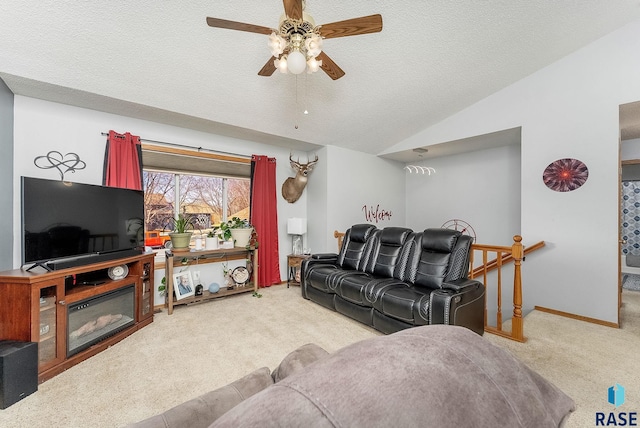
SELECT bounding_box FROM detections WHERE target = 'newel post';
[511,235,524,341]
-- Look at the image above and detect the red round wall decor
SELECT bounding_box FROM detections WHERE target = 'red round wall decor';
[542,158,588,192]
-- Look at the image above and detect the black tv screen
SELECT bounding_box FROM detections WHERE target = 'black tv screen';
[21,176,144,270]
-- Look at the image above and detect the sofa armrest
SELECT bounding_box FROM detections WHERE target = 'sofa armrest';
[441,278,482,293]
[300,254,339,277]
[311,253,338,260]
[429,279,485,335]
[300,255,340,299]
[126,367,273,428]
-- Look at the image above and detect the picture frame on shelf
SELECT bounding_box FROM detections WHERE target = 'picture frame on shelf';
[173,271,195,300]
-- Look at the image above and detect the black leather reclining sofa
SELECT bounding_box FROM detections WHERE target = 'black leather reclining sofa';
[300,224,485,335]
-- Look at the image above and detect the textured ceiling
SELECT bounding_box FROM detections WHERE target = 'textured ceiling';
[1,1,640,161]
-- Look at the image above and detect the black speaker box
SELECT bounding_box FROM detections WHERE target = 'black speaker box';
[0,341,38,409]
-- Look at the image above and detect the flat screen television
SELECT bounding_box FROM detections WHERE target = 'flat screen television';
[21,176,145,271]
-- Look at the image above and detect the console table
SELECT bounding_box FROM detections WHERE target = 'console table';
[0,253,154,383]
[165,247,258,315]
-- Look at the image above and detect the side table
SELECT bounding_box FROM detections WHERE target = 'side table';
[287,254,310,288]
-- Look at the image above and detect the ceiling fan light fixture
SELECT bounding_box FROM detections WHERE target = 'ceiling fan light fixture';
[206,3,382,80]
[268,32,287,56]
[287,49,307,74]
[306,57,322,73]
[274,56,288,73]
[305,33,323,57]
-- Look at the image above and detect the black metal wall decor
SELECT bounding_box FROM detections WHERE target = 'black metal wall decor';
[441,219,477,242]
[543,158,589,192]
[34,151,87,180]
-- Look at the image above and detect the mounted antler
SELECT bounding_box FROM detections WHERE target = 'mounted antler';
[282,153,319,203]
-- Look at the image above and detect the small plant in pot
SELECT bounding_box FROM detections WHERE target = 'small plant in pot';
[220,217,254,248]
[168,214,194,250]
[205,228,219,250]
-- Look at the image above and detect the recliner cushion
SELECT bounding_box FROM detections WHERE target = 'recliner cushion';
[414,252,452,289]
[371,227,412,278]
[348,223,376,243]
[339,225,377,271]
[372,285,431,325]
[422,228,460,253]
[410,229,462,289]
[304,265,340,293]
[336,273,378,306]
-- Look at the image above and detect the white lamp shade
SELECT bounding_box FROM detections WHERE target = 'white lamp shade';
[307,57,321,73]
[287,50,307,74]
[305,34,323,57]
[274,56,288,73]
[287,218,307,235]
[268,32,286,56]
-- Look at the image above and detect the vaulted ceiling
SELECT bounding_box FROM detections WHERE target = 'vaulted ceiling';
[2,1,640,161]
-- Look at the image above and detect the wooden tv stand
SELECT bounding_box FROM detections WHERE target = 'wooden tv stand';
[0,253,154,383]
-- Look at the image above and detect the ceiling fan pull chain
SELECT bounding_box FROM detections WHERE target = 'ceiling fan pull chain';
[304,73,309,115]
[295,75,300,129]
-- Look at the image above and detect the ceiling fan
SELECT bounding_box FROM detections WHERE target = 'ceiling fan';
[206,0,382,80]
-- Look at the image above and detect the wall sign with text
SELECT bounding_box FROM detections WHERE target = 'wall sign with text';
[363,204,392,223]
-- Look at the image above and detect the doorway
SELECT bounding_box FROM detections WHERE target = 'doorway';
[619,100,640,324]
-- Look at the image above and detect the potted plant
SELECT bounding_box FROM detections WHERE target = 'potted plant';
[205,228,219,250]
[220,217,254,248]
[168,214,194,250]
[158,277,166,296]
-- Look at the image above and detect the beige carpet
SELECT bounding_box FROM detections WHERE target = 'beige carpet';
[0,285,638,427]
[485,289,640,428]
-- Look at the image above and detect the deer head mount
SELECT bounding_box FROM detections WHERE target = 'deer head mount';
[282,154,318,203]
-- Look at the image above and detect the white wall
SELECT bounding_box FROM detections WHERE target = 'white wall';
[405,144,521,245]
[306,146,329,253]
[0,79,13,271]
[307,145,406,253]
[384,19,640,324]
[11,96,311,287]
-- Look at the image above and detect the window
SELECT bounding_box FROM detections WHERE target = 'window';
[143,171,250,244]
[140,144,252,251]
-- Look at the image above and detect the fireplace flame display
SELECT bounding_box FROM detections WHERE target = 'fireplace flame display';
[67,286,135,357]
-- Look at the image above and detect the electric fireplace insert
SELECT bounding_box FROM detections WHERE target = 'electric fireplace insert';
[67,285,135,357]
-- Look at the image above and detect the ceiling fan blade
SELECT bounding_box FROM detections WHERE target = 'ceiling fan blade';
[258,57,277,77]
[317,52,345,80]
[282,0,303,20]
[206,17,273,35]
[319,14,383,39]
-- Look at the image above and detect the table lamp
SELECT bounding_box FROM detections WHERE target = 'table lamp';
[287,218,307,255]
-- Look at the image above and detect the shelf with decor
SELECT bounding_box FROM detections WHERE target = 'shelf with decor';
[164,247,258,315]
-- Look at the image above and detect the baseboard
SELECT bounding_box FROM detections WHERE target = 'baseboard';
[534,306,619,328]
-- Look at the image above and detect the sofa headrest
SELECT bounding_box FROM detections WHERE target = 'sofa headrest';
[348,224,376,243]
[421,228,461,252]
[380,227,413,246]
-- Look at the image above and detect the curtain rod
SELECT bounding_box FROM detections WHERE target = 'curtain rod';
[100,132,251,159]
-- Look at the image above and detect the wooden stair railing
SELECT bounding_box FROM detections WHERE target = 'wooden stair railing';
[333,230,544,343]
[470,236,545,343]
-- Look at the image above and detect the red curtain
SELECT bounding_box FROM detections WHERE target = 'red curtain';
[103,130,143,190]
[250,155,281,287]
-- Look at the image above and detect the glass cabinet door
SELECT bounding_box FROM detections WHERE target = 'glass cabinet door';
[38,285,58,367]
[139,261,153,321]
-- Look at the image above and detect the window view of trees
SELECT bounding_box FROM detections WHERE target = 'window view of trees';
[143,171,250,241]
